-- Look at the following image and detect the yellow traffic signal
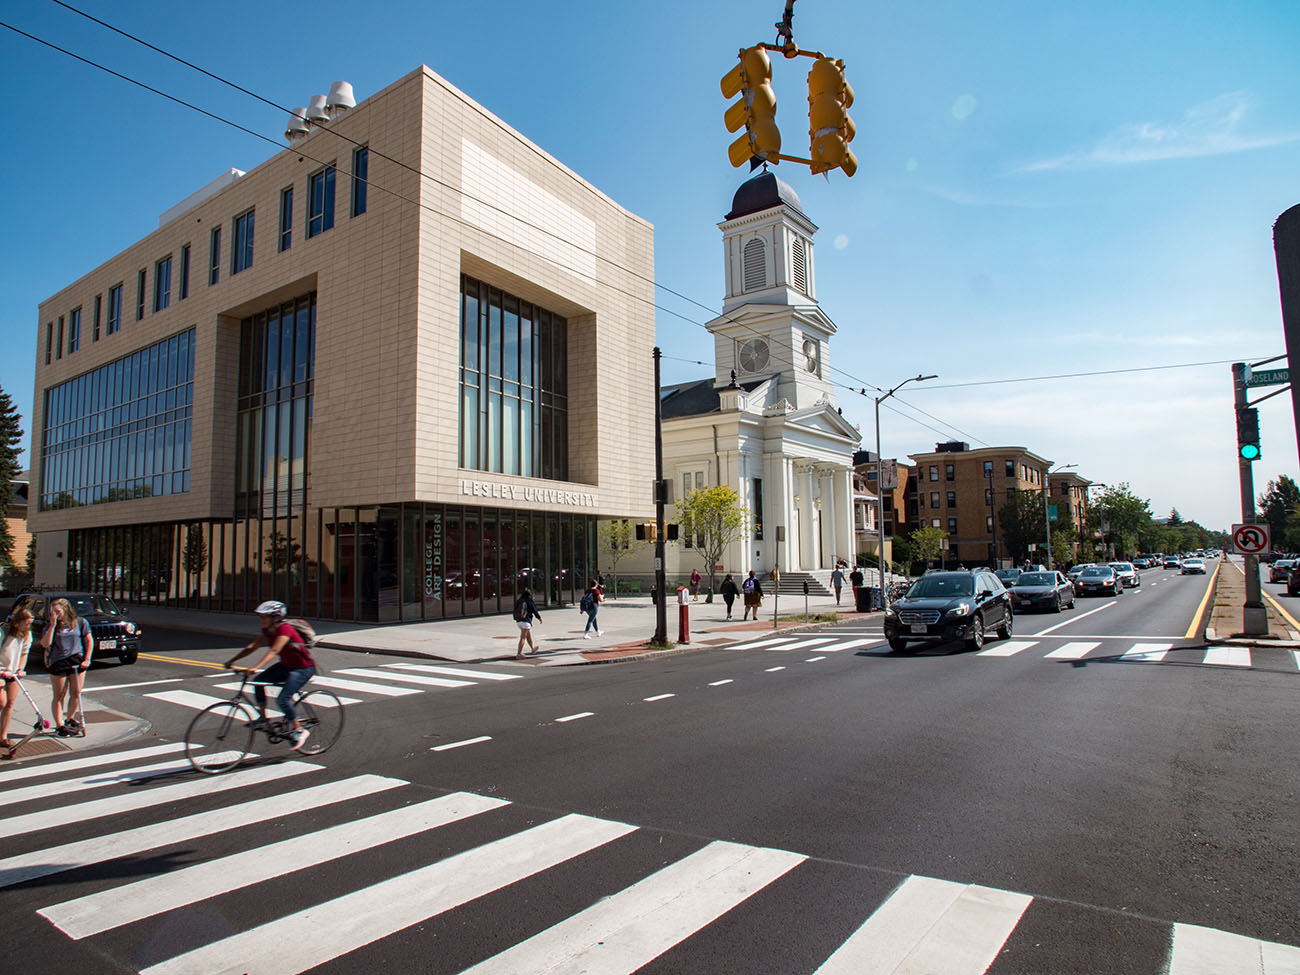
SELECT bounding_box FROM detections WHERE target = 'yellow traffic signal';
[721,46,781,168]
[807,57,857,177]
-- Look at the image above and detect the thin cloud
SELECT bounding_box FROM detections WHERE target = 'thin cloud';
[1015,91,1299,173]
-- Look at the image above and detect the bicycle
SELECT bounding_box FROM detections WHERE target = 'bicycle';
[184,668,343,774]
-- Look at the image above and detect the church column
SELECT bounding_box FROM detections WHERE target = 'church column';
[800,462,816,571]
[764,451,785,572]
[838,468,856,565]
[820,464,838,568]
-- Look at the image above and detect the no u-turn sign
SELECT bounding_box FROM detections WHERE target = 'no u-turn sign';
[1231,523,1271,555]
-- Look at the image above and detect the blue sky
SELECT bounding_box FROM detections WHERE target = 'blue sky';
[3,0,1299,529]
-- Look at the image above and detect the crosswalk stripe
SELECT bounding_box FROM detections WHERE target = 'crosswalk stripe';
[762,637,845,652]
[812,874,1032,975]
[811,638,879,653]
[1169,921,1300,973]
[0,755,204,809]
[1202,647,1252,667]
[140,813,638,975]
[159,688,360,711]
[1121,643,1171,662]
[0,742,186,784]
[976,640,1038,658]
[383,663,522,681]
[335,667,473,688]
[278,675,420,697]
[1293,651,1300,671]
[0,774,404,890]
[41,791,510,939]
[458,840,806,975]
[727,637,803,651]
[1044,641,1100,660]
[0,760,320,838]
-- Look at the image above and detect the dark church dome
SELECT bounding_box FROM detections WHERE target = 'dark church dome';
[725,169,804,220]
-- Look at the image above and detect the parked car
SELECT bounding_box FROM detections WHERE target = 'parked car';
[1287,565,1300,596]
[1075,565,1124,596]
[1109,561,1141,588]
[883,570,1014,652]
[6,592,143,665]
[1163,556,1181,569]
[1010,571,1076,613]
[1180,558,1207,575]
[1269,558,1296,583]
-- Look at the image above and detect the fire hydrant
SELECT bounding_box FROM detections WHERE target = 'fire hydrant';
[677,585,691,644]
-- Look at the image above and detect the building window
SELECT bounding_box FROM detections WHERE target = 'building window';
[742,238,766,291]
[985,487,994,505]
[986,515,994,532]
[136,268,146,321]
[234,293,315,518]
[983,460,993,476]
[683,473,692,499]
[459,275,568,480]
[1005,460,1014,477]
[45,322,52,364]
[232,210,254,274]
[56,316,64,360]
[154,255,172,312]
[279,186,293,252]
[209,227,221,285]
[752,477,763,539]
[1021,464,1029,481]
[929,465,938,481]
[179,244,190,299]
[791,236,807,293]
[39,328,195,509]
[107,283,123,334]
[931,518,941,529]
[68,307,81,354]
[351,146,368,217]
[308,164,336,238]
[947,490,956,508]
[92,294,101,342]
[917,493,925,509]
[945,464,955,481]
[930,491,939,508]
[948,517,958,534]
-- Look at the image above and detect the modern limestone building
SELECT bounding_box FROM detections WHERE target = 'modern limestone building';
[29,65,654,621]
[630,171,860,588]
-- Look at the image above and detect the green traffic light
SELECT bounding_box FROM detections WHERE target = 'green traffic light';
[1241,443,1261,461]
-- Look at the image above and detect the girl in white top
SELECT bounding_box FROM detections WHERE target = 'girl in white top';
[1,607,34,749]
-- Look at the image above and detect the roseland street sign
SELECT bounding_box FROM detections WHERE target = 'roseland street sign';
[1243,366,1290,387]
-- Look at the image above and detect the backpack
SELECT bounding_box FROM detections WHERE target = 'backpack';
[283,618,319,651]
[743,578,755,594]
[513,597,527,622]
[579,591,595,613]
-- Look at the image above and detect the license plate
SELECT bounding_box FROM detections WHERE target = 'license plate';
[1018,598,1032,606]
[99,639,117,650]
[910,623,929,634]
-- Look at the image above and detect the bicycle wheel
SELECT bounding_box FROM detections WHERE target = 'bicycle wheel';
[185,701,256,774]
[294,690,344,756]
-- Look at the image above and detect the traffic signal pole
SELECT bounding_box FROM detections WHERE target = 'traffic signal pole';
[1232,362,1268,636]
[652,347,668,645]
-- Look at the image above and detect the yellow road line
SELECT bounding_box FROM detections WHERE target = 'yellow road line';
[138,652,226,670]
[1263,591,1300,632]
[1185,560,1222,640]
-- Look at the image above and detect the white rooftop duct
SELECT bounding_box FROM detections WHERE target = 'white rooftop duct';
[326,81,356,114]
[285,107,310,142]
[305,94,329,123]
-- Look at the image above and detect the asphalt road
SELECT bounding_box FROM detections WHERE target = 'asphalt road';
[4,557,1298,973]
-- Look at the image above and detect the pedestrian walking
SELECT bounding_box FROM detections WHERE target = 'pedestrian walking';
[690,568,702,601]
[581,579,603,638]
[830,564,846,606]
[741,570,763,621]
[719,573,740,619]
[0,607,34,750]
[39,597,93,737]
[514,587,542,657]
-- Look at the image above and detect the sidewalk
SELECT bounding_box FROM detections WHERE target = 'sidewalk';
[1205,557,1300,648]
[126,590,879,666]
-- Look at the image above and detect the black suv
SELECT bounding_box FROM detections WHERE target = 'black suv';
[883,569,1014,652]
[8,592,143,665]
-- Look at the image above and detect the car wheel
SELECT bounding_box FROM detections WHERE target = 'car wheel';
[965,614,985,651]
[118,651,138,665]
[1053,594,1062,613]
[888,638,910,653]
[997,610,1013,640]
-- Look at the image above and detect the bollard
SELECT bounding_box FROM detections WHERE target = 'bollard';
[677,585,691,644]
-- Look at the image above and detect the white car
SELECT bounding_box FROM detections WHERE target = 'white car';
[1181,558,1206,575]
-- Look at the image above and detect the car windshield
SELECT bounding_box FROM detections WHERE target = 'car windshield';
[1016,572,1055,586]
[1081,567,1113,577]
[906,576,975,598]
[995,570,1018,579]
[1111,563,1134,571]
[66,595,124,617]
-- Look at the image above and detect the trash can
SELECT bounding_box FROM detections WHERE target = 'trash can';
[853,586,874,613]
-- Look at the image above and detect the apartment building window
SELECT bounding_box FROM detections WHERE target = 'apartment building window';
[983,460,993,476]
[351,146,368,217]
[45,322,52,364]
[917,493,925,509]
[179,244,190,299]
[947,490,956,508]
[209,227,221,285]
[1004,460,1014,477]
[68,307,81,353]
[154,255,172,312]
[929,465,938,481]
[945,464,955,481]
[56,316,63,359]
[930,491,939,508]
[107,283,122,334]
[308,164,336,238]
[279,186,293,252]
[986,515,994,532]
[1021,464,1029,481]
[948,517,958,534]
[136,268,146,321]
[92,294,101,341]
[985,487,994,505]
[931,518,941,529]
[232,210,254,274]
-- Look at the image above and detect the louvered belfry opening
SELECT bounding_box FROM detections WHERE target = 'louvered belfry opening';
[743,238,767,292]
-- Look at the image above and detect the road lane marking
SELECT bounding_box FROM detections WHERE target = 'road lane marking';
[1203,647,1251,667]
[765,666,785,672]
[0,742,186,784]
[976,640,1037,657]
[727,637,804,650]
[336,667,473,688]
[1044,642,1099,659]
[139,652,227,670]
[89,677,186,692]
[1261,589,1300,632]
[383,663,522,681]
[643,694,675,702]
[555,712,594,722]
[205,687,360,707]
[139,814,638,975]
[41,792,509,939]
[1026,600,1114,637]
[812,874,1032,975]
[1169,921,1300,973]
[1120,643,1171,662]
[1184,559,1223,639]
[459,841,806,975]
[282,675,420,697]
[804,656,826,662]
[708,679,733,686]
[431,736,492,751]
[1293,651,1300,671]
[0,755,204,809]
[812,638,880,653]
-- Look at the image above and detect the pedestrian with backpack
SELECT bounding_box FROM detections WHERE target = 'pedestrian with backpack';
[741,570,763,621]
[580,579,603,638]
[224,600,316,751]
[514,587,542,658]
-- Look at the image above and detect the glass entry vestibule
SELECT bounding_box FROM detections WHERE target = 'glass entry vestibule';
[66,503,598,623]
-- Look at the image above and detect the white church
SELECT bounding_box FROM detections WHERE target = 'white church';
[625,169,864,590]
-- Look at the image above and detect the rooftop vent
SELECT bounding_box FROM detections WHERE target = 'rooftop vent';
[305,94,330,123]
[326,81,356,114]
[285,107,310,143]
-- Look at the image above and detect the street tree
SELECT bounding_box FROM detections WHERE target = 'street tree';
[1258,476,1300,543]
[997,489,1048,563]
[675,485,747,594]
[597,518,645,598]
[0,386,24,566]
[1087,483,1152,558]
[910,524,946,571]
[182,524,208,595]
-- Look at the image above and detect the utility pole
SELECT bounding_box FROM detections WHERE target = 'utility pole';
[652,348,668,645]
[1043,464,1076,571]
[875,375,936,600]
[1232,362,1268,636]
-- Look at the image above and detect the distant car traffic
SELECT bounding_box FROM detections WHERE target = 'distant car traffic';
[1269,558,1296,583]
[1066,564,1090,585]
[1180,558,1207,575]
[1010,571,1076,612]
[1076,565,1124,596]
[6,591,142,665]
[1109,562,1141,588]
[994,568,1022,589]
[1163,556,1181,569]
[883,570,1014,653]
[1288,566,1300,596]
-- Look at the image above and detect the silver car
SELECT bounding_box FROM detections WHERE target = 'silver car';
[1109,561,1141,588]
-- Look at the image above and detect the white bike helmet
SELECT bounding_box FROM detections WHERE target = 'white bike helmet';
[254,600,287,618]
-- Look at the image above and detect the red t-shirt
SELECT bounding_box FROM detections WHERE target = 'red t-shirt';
[265,622,315,670]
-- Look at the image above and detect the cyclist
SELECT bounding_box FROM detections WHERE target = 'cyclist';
[224,601,316,751]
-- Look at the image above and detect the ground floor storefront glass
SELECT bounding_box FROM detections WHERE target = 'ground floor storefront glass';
[65,503,597,622]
